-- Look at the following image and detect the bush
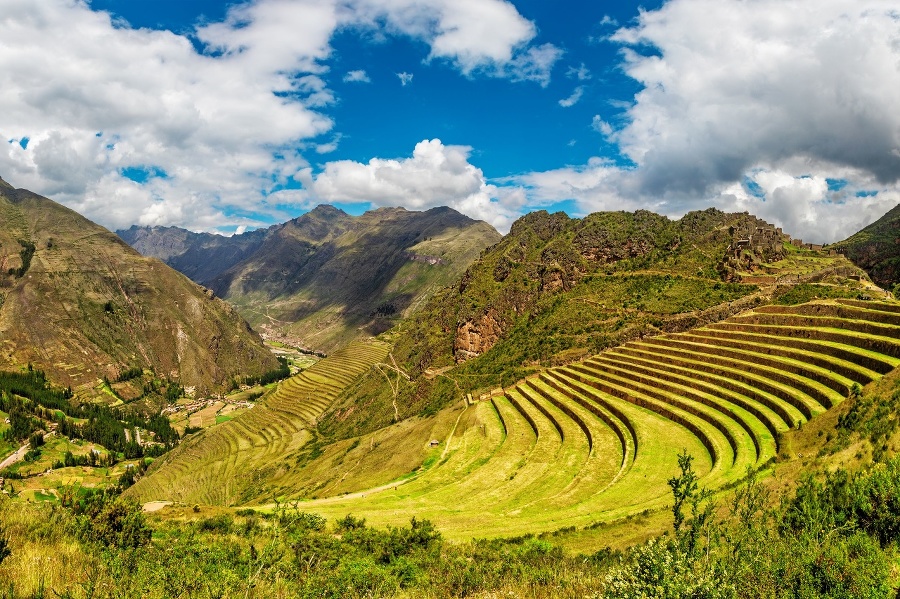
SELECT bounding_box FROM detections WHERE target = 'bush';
[71,492,151,549]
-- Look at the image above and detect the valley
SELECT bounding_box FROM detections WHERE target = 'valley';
[2,178,900,597]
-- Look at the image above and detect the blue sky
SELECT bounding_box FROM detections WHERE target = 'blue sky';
[89,0,650,178]
[1,0,898,242]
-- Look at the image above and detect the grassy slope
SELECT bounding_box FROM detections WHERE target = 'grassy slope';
[317,209,768,444]
[129,210,886,553]
[226,299,899,548]
[125,340,391,505]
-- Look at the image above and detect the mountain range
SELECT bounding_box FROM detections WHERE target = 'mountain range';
[118,205,501,352]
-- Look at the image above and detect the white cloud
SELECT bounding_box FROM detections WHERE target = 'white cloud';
[504,43,564,87]
[315,134,343,154]
[397,72,414,86]
[599,16,618,27]
[559,86,584,108]
[567,63,591,81]
[351,0,561,83]
[310,139,519,231]
[591,115,613,137]
[515,0,900,243]
[0,0,556,232]
[609,0,900,193]
[343,69,371,83]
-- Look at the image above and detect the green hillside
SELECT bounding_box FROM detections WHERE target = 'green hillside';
[3,197,900,598]
[215,206,500,352]
[832,201,900,289]
[318,208,869,443]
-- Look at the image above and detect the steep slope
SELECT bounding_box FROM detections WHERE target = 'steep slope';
[0,176,278,399]
[121,205,501,353]
[117,224,268,285]
[831,202,900,290]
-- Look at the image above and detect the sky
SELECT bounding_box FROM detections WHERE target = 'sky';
[1,0,898,242]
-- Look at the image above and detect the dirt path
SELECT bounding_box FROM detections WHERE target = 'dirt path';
[0,442,30,471]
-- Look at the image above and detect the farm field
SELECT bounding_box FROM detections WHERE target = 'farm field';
[250,299,900,539]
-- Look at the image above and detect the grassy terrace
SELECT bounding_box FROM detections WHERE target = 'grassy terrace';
[260,299,900,539]
[127,340,390,505]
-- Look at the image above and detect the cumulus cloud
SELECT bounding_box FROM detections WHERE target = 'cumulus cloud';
[0,0,556,232]
[310,139,519,231]
[397,72,414,86]
[516,0,900,243]
[610,0,900,192]
[351,0,560,84]
[343,69,371,83]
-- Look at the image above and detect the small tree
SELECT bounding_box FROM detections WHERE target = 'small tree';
[668,450,714,556]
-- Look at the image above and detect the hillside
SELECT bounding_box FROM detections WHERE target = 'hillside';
[129,206,875,510]
[10,200,900,597]
[0,176,278,399]
[831,201,900,290]
[120,205,501,353]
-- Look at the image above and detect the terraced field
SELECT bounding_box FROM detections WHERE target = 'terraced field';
[127,340,390,505]
[288,300,900,539]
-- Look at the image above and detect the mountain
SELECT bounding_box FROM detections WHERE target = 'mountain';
[120,205,502,352]
[831,202,900,290]
[0,176,278,399]
[117,224,268,285]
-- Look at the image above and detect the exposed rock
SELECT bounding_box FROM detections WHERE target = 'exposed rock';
[454,309,503,362]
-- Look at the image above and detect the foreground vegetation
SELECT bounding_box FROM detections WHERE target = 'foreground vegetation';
[2,446,899,598]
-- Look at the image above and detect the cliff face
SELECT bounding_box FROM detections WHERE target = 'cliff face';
[0,180,278,398]
[454,309,503,361]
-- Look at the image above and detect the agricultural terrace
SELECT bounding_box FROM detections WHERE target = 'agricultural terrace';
[283,299,900,539]
[126,340,390,505]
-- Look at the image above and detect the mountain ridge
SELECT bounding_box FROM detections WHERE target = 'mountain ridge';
[831,202,900,290]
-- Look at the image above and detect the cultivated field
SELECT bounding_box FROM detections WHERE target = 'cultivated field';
[127,340,390,505]
[279,299,900,539]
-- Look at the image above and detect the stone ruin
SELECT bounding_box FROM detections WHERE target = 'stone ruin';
[722,220,788,276]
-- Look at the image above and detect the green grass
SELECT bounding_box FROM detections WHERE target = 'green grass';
[222,299,900,540]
